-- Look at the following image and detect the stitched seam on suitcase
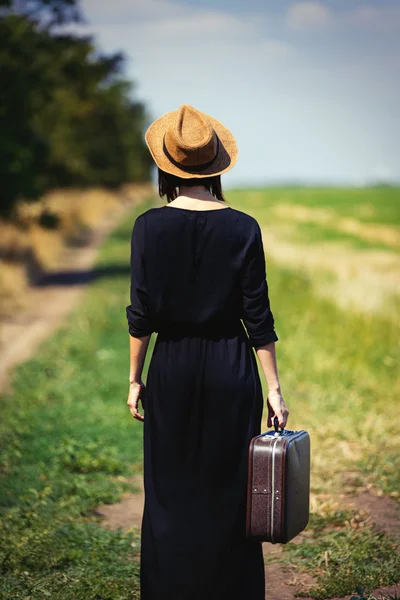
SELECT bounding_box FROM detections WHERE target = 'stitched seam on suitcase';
[266,440,271,540]
[280,441,287,541]
[246,437,255,537]
[274,438,287,542]
[266,439,275,541]
[250,437,259,537]
[256,438,270,538]
[250,439,258,536]
[270,438,280,542]
[250,438,273,539]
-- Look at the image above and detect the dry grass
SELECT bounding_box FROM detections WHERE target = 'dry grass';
[0,184,152,318]
[273,203,400,248]
[261,226,400,316]
[0,262,29,316]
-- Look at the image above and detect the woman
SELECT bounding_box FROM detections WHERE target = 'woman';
[126,104,289,599]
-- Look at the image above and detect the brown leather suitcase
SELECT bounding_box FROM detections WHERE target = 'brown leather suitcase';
[246,418,310,544]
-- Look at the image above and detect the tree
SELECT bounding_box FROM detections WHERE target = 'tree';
[0,0,81,26]
[0,1,152,218]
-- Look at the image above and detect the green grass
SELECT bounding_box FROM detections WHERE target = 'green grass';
[257,193,399,503]
[228,186,400,227]
[1,188,399,599]
[288,525,399,599]
[287,220,400,252]
[249,186,400,597]
[264,261,400,500]
[0,198,156,599]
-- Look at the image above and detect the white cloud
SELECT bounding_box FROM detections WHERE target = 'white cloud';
[346,5,400,30]
[139,11,255,39]
[371,165,393,181]
[348,6,380,26]
[80,0,265,45]
[285,2,400,32]
[78,0,293,70]
[286,2,334,30]
[82,0,187,23]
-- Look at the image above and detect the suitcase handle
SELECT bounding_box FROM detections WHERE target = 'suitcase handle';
[273,416,284,434]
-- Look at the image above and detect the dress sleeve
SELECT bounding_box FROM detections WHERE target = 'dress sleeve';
[240,220,278,349]
[126,214,154,338]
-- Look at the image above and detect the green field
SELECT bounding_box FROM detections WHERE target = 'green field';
[229,186,400,227]
[1,188,399,599]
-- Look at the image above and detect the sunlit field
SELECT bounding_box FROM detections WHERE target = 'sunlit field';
[0,188,399,599]
[230,187,400,598]
[228,186,400,498]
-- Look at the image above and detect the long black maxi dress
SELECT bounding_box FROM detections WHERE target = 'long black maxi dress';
[126,204,278,600]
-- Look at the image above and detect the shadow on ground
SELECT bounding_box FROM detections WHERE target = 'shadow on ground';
[36,264,130,287]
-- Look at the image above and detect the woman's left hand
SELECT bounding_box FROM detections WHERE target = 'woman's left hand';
[267,390,289,429]
[127,381,146,422]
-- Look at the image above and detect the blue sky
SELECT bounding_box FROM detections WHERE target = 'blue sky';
[77,0,400,186]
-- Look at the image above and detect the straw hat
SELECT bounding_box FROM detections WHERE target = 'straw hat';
[145,104,238,178]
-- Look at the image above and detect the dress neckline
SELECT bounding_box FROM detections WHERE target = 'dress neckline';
[163,205,232,213]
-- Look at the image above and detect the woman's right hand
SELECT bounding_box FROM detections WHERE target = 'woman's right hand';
[127,381,146,422]
[267,390,289,429]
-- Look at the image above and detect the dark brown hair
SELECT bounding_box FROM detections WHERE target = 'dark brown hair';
[158,168,226,203]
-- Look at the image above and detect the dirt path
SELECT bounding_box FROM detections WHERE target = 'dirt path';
[0,192,151,395]
[2,193,398,599]
[95,475,400,600]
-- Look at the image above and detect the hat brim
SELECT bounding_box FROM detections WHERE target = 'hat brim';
[145,109,238,178]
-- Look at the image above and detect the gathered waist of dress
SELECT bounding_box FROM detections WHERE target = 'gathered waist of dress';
[156,315,247,341]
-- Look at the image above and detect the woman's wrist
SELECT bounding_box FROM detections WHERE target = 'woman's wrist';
[268,385,281,395]
[129,379,142,388]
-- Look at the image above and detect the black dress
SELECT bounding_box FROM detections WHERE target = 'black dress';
[126,205,278,600]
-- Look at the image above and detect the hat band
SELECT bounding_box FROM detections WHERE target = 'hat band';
[162,135,220,173]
